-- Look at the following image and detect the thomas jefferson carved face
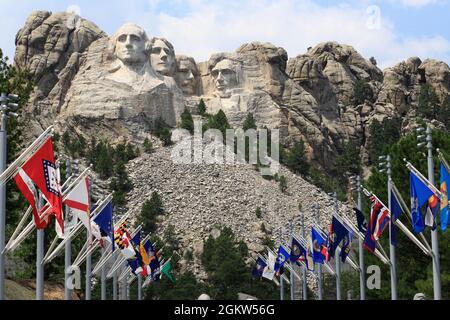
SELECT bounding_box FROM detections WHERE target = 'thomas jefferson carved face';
[150,38,176,76]
[113,24,148,65]
[176,56,199,96]
[211,59,238,98]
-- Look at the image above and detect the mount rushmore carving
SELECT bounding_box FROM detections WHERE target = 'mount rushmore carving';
[14,11,450,170]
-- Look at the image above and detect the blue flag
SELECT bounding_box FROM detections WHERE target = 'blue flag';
[410,171,434,233]
[327,216,350,260]
[274,245,290,275]
[311,227,326,264]
[290,237,307,264]
[252,257,267,278]
[390,189,403,246]
[93,201,115,250]
[440,162,450,231]
[354,208,367,233]
[340,231,353,262]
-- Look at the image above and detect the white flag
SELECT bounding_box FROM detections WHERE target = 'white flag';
[63,176,91,239]
[262,250,276,280]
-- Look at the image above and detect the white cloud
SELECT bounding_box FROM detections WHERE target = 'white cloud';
[0,0,449,70]
[148,0,450,69]
[389,0,442,7]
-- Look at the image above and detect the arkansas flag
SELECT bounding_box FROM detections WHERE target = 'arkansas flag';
[14,137,63,235]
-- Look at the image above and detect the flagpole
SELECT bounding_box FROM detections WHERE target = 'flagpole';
[36,193,45,300]
[419,125,441,299]
[380,155,397,300]
[138,275,142,300]
[333,192,341,300]
[121,263,127,300]
[356,175,365,300]
[288,221,295,300]
[0,102,7,300]
[85,239,91,300]
[300,210,308,300]
[276,227,284,301]
[314,204,323,300]
[113,269,118,300]
[101,247,106,300]
[64,159,72,300]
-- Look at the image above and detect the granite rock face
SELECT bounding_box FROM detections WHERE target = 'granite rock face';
[15,11,450,170]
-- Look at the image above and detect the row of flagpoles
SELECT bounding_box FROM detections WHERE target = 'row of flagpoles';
[251,126,449,300]
[1,122,449,300]
[0,126,175,300]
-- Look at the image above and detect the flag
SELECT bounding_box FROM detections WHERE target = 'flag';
[327,216,351,260]
[354,207,367,233]
[63,176,91,239]
[390,189,403,246]
[426,194,440,230]
[262,250,276,280]
[274,245,290,275]
[13,137,63,234]
[144,241,161,281]
[440,162,450,231]
[340,231,353,262]
[114,220,136,260]
[410,171,434,233]
[252,257,267,278]
[92,201,114,250]
[364,196,390,252]
[311,227,327,264]
[306,237,315,271]
[290,237,307,265]
[162,260,175,283]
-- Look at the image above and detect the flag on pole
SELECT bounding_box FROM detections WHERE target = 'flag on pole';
[390,188,403,246]
[340,231,353,262]
[410,171,434,233]
[252,257,267,278]
[262,250,276,280]
[354,207,367,233]
[144,241,161,281]
[274,245,290,276]
[92,201,115,250]
[364,196,390,252]
[114,220,136,260]
[306,236,315,271]
[162,260,175,283]
[289,237,307,264]
[327,216,351,260]
[311,227,327,264]
[63,176,91,239]
[440,162,450,231]
[13,137,63,235]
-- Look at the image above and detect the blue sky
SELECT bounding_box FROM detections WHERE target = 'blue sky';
[0,0,449,69]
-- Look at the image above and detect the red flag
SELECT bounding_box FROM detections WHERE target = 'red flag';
[13,137,63,233]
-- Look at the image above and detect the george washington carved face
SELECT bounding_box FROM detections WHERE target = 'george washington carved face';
[111,23,150,66]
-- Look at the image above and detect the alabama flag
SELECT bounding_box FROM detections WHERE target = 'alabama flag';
[14,137,64,235]
[63,176,91,239]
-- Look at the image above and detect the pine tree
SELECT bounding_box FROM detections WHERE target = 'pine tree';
[197,98,206,116]
[143,137,153,153]
[353,79,372,105]
[208,109,231,137]
[110,161,132,207]
[135,191,164,234]
[284,141,310,176]
[243,113,257,131]
[180,108,194,134]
